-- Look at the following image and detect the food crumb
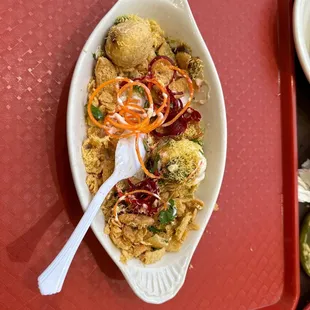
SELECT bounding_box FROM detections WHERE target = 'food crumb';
[214,203,219,211]
[189,264,194,269]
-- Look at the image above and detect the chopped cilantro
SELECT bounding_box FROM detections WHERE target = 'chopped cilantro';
[142,138,148,151]
[92,47,104,60]
[159,199,177,225]
[191,138,203,146]
[133,85,144,96]
[91,105,105,121]
[150,154,160,173]
[158,179,165,185]
[148,226,162,233]
[144,100,150,108]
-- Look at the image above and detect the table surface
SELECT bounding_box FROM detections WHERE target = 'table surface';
[0,0,298,309]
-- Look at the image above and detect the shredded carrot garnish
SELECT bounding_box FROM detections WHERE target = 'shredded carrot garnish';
[87,68,194,179]
[129,98,140,103]
[117,81,154,112]
[87,77,131,128]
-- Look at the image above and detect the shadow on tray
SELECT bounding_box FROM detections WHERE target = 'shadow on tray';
[51,69,124,281]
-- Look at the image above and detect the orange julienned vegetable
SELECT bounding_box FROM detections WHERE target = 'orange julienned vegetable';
[117,81,154,112]
[87,77,131,128]
[102,81,155,133]
[87,66,194,179]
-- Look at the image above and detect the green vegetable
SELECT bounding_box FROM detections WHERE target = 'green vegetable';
[158,179,165,185]
[142,138,148,151]
[91,105,104,121]
[133,85,144,96]
[159,199,177,225]
[191,138,203,146]
[148,226,162,234]
[300,213,310,276]
[92,48,104,60]
[144,100,150,108]
[150,154,160,173]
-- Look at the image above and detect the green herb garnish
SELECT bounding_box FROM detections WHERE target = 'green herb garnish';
[150,154,160,173]
[142,138,148,151]
[133,85,144,96]
[91,105,104,121]
[92,47,104,60]
[158,179,165,186]
[148,226,162,234]
[144,100,150,109]
[191,138,203,146]
[159,199,177,225]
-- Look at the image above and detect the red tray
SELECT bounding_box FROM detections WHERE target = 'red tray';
[0,0,299,309]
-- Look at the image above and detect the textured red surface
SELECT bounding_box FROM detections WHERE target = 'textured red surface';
[0,0,298,309]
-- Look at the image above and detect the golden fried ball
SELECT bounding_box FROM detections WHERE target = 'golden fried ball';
[105,20,153,68]
[157,139,203,182]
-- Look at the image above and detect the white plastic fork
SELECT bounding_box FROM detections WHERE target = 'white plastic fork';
[38,136,145,295]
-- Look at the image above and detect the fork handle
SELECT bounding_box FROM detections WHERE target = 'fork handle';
[38,172,120,295]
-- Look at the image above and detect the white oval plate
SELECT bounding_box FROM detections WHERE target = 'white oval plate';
[67,0,227,304]
[293,0,310,83]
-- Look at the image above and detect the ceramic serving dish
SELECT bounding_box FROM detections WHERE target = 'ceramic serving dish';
[67,0,226,304]
[293,0,310,83]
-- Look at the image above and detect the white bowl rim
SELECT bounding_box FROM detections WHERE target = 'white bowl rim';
[293,0,310,82]
[66,0,227,304]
